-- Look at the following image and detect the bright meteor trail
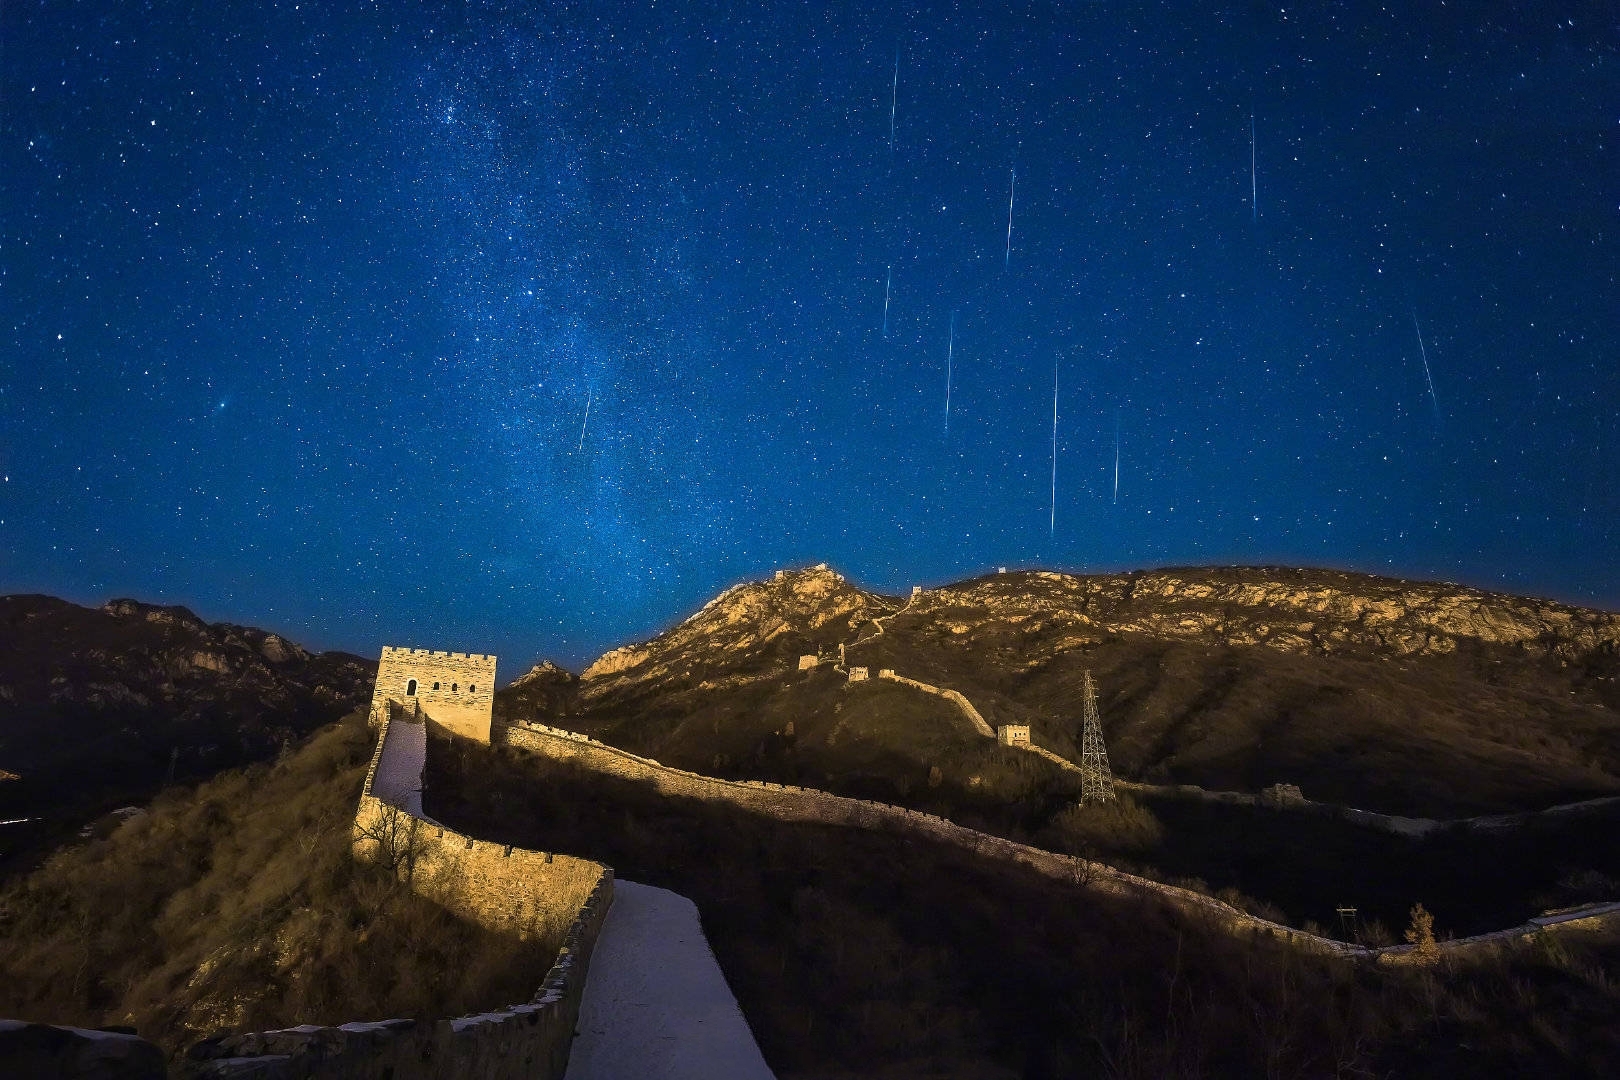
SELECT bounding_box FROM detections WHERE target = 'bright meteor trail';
[1412,309,1440,422]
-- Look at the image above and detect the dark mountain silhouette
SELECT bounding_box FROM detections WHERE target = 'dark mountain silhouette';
[0,594,372,867]
[1,568,1617,1077]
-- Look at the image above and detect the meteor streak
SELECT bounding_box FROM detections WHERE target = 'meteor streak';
[1412,308,1440,422]
[944,312,956,437]
[1113,417,1120,504]
[1005,164,1017,270]
[888,48,898,153]
[1050,358,1058,536]
[576,387,592,452]
[1250,113,1257,221]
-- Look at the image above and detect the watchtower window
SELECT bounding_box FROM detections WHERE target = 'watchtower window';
[452,683,459,693]
[470,684,477,693]
[406,679,417,696]
[433,682,441,691]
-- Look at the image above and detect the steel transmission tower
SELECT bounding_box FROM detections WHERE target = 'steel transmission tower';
[1079,670,1115,803]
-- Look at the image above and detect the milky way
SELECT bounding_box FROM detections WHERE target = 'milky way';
[3,3,1616,667]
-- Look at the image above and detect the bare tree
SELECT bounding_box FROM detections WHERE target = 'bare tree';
[353,801,423,880]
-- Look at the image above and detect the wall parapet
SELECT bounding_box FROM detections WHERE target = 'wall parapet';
[184,708,613,1079]
[499,721,1620,962]
[498,722,1360,958]
[381,646,499,664]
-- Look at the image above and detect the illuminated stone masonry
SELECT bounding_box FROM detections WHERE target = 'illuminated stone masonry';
[371,646,497,743]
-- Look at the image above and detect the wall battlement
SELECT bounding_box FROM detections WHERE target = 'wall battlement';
[372,645,497,743]
[188,682,614,1079]
[382,646,498,664]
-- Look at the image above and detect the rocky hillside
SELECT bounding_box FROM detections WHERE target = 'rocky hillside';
[503,565,1620,818]
[579,565,894,683]
[0,595,372,865]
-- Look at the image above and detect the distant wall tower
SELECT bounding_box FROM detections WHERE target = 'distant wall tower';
[1078,670,1116,803]
[371,646,497,743]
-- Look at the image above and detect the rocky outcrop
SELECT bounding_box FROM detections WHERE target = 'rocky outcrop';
[925,567,1620,661]
[515,563,1620,819]
[580,565,895,690]
[572,565,1620,701]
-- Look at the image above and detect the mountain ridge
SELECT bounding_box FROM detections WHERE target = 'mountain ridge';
[498,563,1620,821]
[569,564,1620,686]
[0,593,374,868]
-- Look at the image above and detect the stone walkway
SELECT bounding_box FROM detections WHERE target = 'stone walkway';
[565,881,776,1080]
[369,712,425,815]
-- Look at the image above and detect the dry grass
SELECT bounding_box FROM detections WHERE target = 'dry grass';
[0,711,563,1056]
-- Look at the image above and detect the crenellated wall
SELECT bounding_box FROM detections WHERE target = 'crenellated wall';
[351,794,607,943]
[497,721,1360,957]
[371,647,497,743]
[185,704,613,1079]
[497,721,1620,962]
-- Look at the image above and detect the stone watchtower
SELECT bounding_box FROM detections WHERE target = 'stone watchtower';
[370,647,497,743]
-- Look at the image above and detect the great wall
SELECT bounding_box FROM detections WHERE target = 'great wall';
[183,638,1620,1077]
[181,654,616,1080]
[9,628,1619,1078]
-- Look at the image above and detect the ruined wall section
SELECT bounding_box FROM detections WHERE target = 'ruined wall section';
[371,647,496,743]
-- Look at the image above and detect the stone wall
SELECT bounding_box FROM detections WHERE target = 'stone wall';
[355,708,606,939]
[353,791,605,940]
[371,647,497,743]
[874,670,996,738]
[182,873,614,1080]
[498,722,1360,957]
[0,1020,166,1079]
[185,708,613,1079]
[501,721,1620,961]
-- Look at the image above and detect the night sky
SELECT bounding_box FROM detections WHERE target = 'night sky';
[3,3,1616,671]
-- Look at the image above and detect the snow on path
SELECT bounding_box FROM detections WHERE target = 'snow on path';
[566,880,776,1080]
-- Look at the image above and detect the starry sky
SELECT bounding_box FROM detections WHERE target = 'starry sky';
[3,2,1616,671]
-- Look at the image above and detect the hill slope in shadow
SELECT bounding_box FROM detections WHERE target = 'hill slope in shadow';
[0,594,373,870]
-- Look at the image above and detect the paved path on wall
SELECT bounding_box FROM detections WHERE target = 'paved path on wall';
[370,713,425,814]
[565,880,776,1080]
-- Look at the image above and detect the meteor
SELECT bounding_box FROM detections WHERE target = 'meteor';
[576,387,592,452]
[1412,308,1440,422]
[1050,358,1059,536]
[1004,164,1017,270]
[1113,417,1120,504]
[888,47,899,153]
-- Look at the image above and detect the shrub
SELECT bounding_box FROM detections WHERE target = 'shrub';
[1038,793,1165,857]
[1404,903,1440,966]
